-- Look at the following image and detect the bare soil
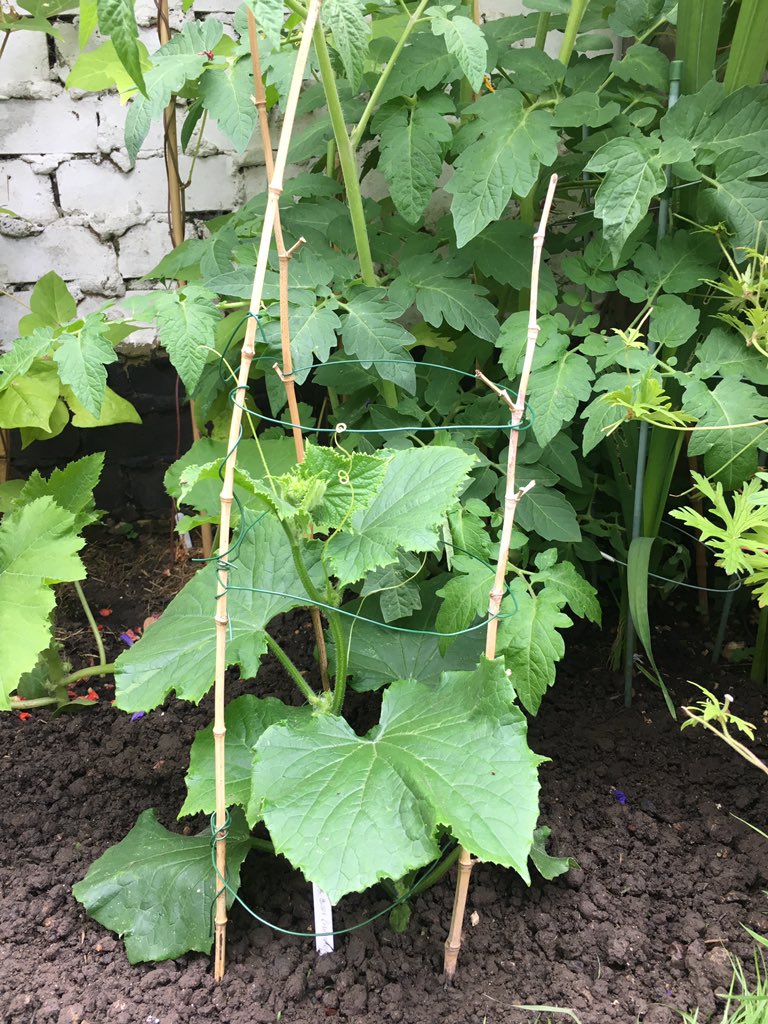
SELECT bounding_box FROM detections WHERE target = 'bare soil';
[1,533,767,1024]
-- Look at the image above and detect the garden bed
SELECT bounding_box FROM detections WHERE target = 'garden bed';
[1,534,767,1024]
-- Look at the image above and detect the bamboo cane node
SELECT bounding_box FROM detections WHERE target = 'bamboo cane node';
[273,362,293,383]
[214,614,229,626]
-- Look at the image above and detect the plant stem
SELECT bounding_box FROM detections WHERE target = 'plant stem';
[74,580,107,667]
[62,662,117,686]
[265,632,319,705]
[724,0,768,93]
[349,0,431,148]
[534,12,550,51]
[295,5,397,409]
[557,0,589,67]
[10,696,60,709]
[411,845,462,896]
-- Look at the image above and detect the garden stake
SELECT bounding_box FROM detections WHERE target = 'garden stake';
[212,0,321,981]
[157,0,213,560]
[246,8,330,692]
[443,172,558,980]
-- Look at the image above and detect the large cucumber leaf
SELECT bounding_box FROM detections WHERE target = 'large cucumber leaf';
[250,658,543,903]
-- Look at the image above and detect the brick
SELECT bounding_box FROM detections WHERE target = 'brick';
[0,160,58,224]
[57,156,168,220]
[0,220,118,286]
[184,155,242,212]
[117,218,173,279]
[2,98,99,156]
[96,95,165,154]
[0,30,50,96]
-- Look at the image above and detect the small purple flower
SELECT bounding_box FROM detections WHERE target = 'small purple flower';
[131,711,146,722]
[613,789,628,805]
[119,633,135,647]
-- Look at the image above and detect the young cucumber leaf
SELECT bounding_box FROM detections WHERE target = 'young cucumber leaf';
[250,658,543,903]
[114,514,324,712]
[325,446,475,586]
[19,452,105,532]
[73,808,251,963]
[0,497,86,709]
[182,695,309,817]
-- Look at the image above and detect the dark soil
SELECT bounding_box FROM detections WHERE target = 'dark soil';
[2,534,768,1024]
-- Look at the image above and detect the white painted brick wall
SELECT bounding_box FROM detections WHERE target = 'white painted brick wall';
[0,0,532,348]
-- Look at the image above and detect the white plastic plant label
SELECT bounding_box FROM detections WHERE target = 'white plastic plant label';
[312,884,334,955]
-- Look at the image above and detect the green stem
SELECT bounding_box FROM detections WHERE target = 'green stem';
[281,523,349,712]
[349,0,431,149]
[63,661,117,686]
[74,580,107,667]
[250,837,275,854]
[286,0,398,411]
[410,845,462,895]
[9,696,60,710]
[557,0,589,67]
[724,0,768,93]
[265,632,319,705]
[534,12,550,51]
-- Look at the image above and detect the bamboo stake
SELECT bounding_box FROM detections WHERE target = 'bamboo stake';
[156,0,213,560]
[443,173,558,980]
[245,9,330,691]
[212,0,322,982]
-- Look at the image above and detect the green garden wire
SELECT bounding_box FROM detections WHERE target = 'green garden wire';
[200,311,530,942]
[209,810,458,940]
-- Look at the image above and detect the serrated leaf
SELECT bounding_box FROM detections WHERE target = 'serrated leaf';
[429,8,487,92]
[114,515,323,712]
[0,331,55,392]
[0,360,61,430]
[628,230,719,296]
[661,83,768,165]
[72,808,251,963]
[322,0,370,90]
[286,443,391,532]
[244,0,283,49]
[199,59,256,152]
[26,271,76,327]
[339,295,417,393]
[288,302,341,381]
[447,90,558,247]
[648,294,700,349]
[53,317,116,418]
[531,556,601,624]
[389,253,499,342]
[435,556,494,639]
[693,326,768,385]
[610,42,669,90]
[585,137,666,261]
[251,659,542,902]
[527,351,594,448]
[608,0,666,36]
[497,578,572,715]
[19,453,104,532]
[375,97,453,223]
[96,0,145,93]
[0,497,85,708]
[515,485,581,543]
[380,32,461,101]
[552,93,620,128]
[66,38,151,96]
[154,286,220,394]
[181,695,308,817]
[700,175,768,252]
[684,377,768,488]
[530,825,573,880]
[79,0,98,46]
[64,385,141,427]
[125,53,207,161]
[325,446,475,586]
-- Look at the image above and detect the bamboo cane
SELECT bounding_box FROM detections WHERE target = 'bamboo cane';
[213,0,322,981]
[245,9,330,690]
[156,0,213,560]
[443,173,558,980]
